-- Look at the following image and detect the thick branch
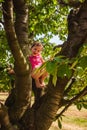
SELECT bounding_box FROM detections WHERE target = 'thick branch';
[2,0,29,74]
[59,0,87,58]
[2,0,32,124]
[35,77,68,130]
[13,0,30,56]
[0,103,17,130]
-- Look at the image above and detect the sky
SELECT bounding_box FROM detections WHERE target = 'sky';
[36,34,63,45]
[49,35,63,45]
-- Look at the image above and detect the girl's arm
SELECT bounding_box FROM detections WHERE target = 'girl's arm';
[40,56,45,63]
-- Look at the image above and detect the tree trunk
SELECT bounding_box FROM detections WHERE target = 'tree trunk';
[2,0,32,124]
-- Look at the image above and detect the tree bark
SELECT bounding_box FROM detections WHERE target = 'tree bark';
[2,0,32,124]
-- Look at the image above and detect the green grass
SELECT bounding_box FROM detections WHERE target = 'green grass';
[63,116,87,128]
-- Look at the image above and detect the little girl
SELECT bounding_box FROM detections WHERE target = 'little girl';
[29,42,48,88]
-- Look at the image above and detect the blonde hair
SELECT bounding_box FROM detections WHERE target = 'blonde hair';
[31,41,43,49]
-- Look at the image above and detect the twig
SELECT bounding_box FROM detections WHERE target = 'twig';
[56,86,87,118]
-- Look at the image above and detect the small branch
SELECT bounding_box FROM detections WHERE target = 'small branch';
[2,0,29,74]
[64,77,75,96]
[56,86,87,118]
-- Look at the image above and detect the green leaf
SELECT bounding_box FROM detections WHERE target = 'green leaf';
[63,0,68,3]
[46,60,58,86]
[83,103,87,109]
[54,56,64,63]
[52,69,57,86]
[78,56,87,69]
[46,61,57,74]
[76,67,83,75]
[58,119,62,129]
[53,0,57,5]
[77,103,82,110]
[57,64,72,78]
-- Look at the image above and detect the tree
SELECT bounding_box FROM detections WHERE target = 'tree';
[0,0,87,130]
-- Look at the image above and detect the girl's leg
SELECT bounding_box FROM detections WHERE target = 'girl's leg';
[40,71,48,86]
[31,68,48,88]
[31,70,43,88]
[31,69,41,79]
[35,78,41,88]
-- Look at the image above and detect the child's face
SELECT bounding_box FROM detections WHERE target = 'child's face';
[31,45,42,56]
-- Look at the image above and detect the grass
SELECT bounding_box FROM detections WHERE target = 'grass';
[49,105,87,130]
[63,116,87,128]
[49,116,87,130]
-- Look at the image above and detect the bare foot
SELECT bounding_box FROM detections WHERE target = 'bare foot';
[41,82,45,87]
[35,79,42,88]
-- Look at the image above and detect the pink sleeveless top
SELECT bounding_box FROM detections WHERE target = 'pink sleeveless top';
[29,55,43,70]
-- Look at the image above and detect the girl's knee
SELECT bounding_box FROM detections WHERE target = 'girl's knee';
[31,73,36,79]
